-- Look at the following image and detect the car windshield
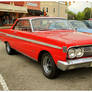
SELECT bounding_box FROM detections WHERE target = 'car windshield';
[84,20,92,28]
[31,18,73,31]
[69,20,88,29]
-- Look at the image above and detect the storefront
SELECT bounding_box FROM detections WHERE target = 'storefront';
[0,1,42,26]
[0,2,27,26]
[0,12,25,26]
[26,1,42,16]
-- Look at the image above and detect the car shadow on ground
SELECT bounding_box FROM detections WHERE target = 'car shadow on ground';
[17,52,92,80]
[55,65,91,80]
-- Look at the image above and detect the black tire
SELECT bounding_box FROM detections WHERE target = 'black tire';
[41,53,58,79]
[5,42,15,55]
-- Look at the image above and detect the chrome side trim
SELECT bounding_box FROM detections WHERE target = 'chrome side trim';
[0,32,61,49]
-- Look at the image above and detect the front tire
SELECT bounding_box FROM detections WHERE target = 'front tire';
[5,42,15,55]
[41,53,58,79]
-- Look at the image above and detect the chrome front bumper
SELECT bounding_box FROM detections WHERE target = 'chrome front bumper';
[57,57,92,71]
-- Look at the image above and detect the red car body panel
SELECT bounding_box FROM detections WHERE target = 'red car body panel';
[1,17,92,65]
[89,18,92,20]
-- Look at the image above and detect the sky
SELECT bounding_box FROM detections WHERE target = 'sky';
[68,1,92,14]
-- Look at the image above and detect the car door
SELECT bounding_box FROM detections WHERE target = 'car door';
[12,19,34,58]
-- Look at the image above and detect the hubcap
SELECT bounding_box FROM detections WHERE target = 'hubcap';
[43,56,52,75]
[7,44,11,52]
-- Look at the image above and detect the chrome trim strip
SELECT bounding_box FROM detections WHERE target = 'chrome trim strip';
[0,32,61,49]
[57,57,92,71]
[67,57,92,65]
[58,57,92,65]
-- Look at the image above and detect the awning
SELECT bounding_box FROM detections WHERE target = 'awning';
[28,9,43,16]
[0,3,28,13]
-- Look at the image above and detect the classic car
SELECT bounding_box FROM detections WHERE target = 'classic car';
[1,17,92,79]
[69,20,92,34]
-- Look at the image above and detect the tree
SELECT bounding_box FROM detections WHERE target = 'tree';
[76,12,85,20]
[67,11,76,20]
[83,7,91,20]
[68,7,92,20]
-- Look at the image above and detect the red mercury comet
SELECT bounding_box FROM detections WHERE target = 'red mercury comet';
[0,17,92,79]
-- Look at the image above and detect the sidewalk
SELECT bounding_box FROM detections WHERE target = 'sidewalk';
[0,26,11,29]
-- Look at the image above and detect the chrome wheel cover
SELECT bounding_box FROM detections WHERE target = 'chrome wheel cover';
[43,56,52,75]
[7,44,11,52]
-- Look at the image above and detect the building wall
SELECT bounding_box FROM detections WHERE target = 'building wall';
[26,1,40,10]
[0,1,40,14]
[40,1,67,18]
[0,1,27,13]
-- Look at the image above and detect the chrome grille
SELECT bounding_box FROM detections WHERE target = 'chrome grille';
[67,46,92,59]
[83,46,92,57]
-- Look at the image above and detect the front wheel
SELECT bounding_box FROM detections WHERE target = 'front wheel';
[5,42,15,55]
[41,53,58,79]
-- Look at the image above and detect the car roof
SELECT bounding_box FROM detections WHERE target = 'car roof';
[18,16,66,20]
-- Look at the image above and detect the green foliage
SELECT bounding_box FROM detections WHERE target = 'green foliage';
[68,7,91,20]
[83,8,91,20]
[76,12,85,20]
[67,11,76,20]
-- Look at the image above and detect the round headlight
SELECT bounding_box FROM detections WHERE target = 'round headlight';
[75,48,84,57]
[68,49,76,59]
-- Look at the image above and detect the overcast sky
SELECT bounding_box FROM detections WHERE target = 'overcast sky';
[68,1,92,14]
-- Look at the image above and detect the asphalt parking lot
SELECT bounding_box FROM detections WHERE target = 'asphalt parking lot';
[0,41,92,90]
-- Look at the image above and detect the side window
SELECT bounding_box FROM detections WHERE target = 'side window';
[14,20,32,32]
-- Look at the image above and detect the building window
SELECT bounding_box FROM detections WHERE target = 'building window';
[53,8,55,13]
[46,8,48,12]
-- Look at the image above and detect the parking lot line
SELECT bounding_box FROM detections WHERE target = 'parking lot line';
[0,74,9,91]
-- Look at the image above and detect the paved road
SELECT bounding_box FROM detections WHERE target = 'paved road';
[0,84,3,90]
[0,41,92,90]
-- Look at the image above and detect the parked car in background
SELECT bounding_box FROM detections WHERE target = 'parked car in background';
[89,18,92,20]
[69,20,92,34]
[1,17,92,79]
[83,20,92,29]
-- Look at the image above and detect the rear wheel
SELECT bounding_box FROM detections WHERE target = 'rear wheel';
[41,53,58,79]
[5,42,15,55]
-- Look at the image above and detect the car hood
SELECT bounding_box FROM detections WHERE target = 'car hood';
[33,30,92,47]
[77,28,92,33]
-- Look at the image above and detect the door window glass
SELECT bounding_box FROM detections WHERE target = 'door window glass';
[14,20,32,32]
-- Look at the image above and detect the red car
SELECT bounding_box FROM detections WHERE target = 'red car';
[1,17,92,79]
[89,18,92,20]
